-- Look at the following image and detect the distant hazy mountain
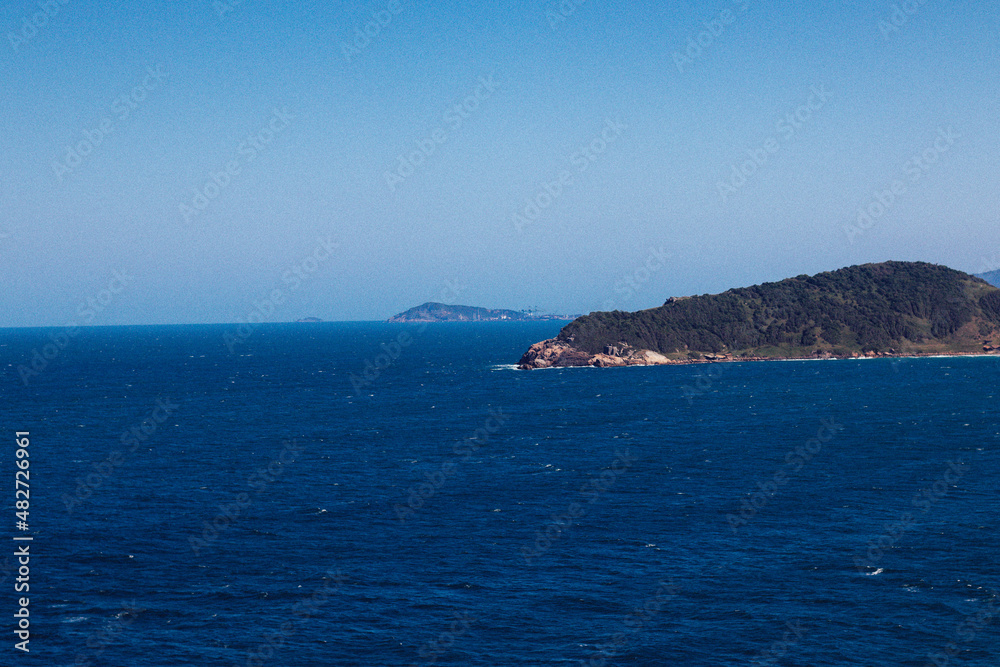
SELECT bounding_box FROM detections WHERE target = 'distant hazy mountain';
[519,261,1000,368]
[388,302,572,323]
[977,269,1000,287]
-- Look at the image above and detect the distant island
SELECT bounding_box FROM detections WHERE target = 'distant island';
[519,261,1000,369]
[297,317,323,322]
[978,269,1000,288]
[388,302,574,323]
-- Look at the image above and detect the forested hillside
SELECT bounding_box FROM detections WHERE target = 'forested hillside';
[558,262,1000,358]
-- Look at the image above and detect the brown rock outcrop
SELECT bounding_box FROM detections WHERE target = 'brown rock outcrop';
[518,339,682,369]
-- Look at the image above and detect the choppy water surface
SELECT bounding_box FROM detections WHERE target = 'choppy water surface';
[2,322,998,665]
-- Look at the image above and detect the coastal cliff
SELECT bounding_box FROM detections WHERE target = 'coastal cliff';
[519,262,1000,369]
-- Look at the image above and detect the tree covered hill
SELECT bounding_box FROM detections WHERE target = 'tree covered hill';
[556,262,1000,359]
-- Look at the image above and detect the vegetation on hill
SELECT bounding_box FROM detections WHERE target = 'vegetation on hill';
[388,302,567,322]
[558,262,1000,358]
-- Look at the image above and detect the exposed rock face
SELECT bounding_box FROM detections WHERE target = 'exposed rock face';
[517,339,677,369]
[517,339,593,368]
[517,337,1000,370]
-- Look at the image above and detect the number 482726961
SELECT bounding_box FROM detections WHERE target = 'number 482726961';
[15,433,30,529]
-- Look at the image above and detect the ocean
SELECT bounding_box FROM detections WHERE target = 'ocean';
[1,321,998,665]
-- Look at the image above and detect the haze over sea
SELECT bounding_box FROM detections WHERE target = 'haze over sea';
[2,321,998,665]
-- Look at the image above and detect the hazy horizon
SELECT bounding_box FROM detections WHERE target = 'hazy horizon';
[4,1,998,327]
[1,258,997,329]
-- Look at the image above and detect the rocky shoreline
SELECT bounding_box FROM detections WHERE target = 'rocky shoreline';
[517,338,1000,370]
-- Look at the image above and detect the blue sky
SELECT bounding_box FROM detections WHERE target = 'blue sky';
[2,0,997,325]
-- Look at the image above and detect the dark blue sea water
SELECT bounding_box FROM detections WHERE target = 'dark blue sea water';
[1,322,999,666]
